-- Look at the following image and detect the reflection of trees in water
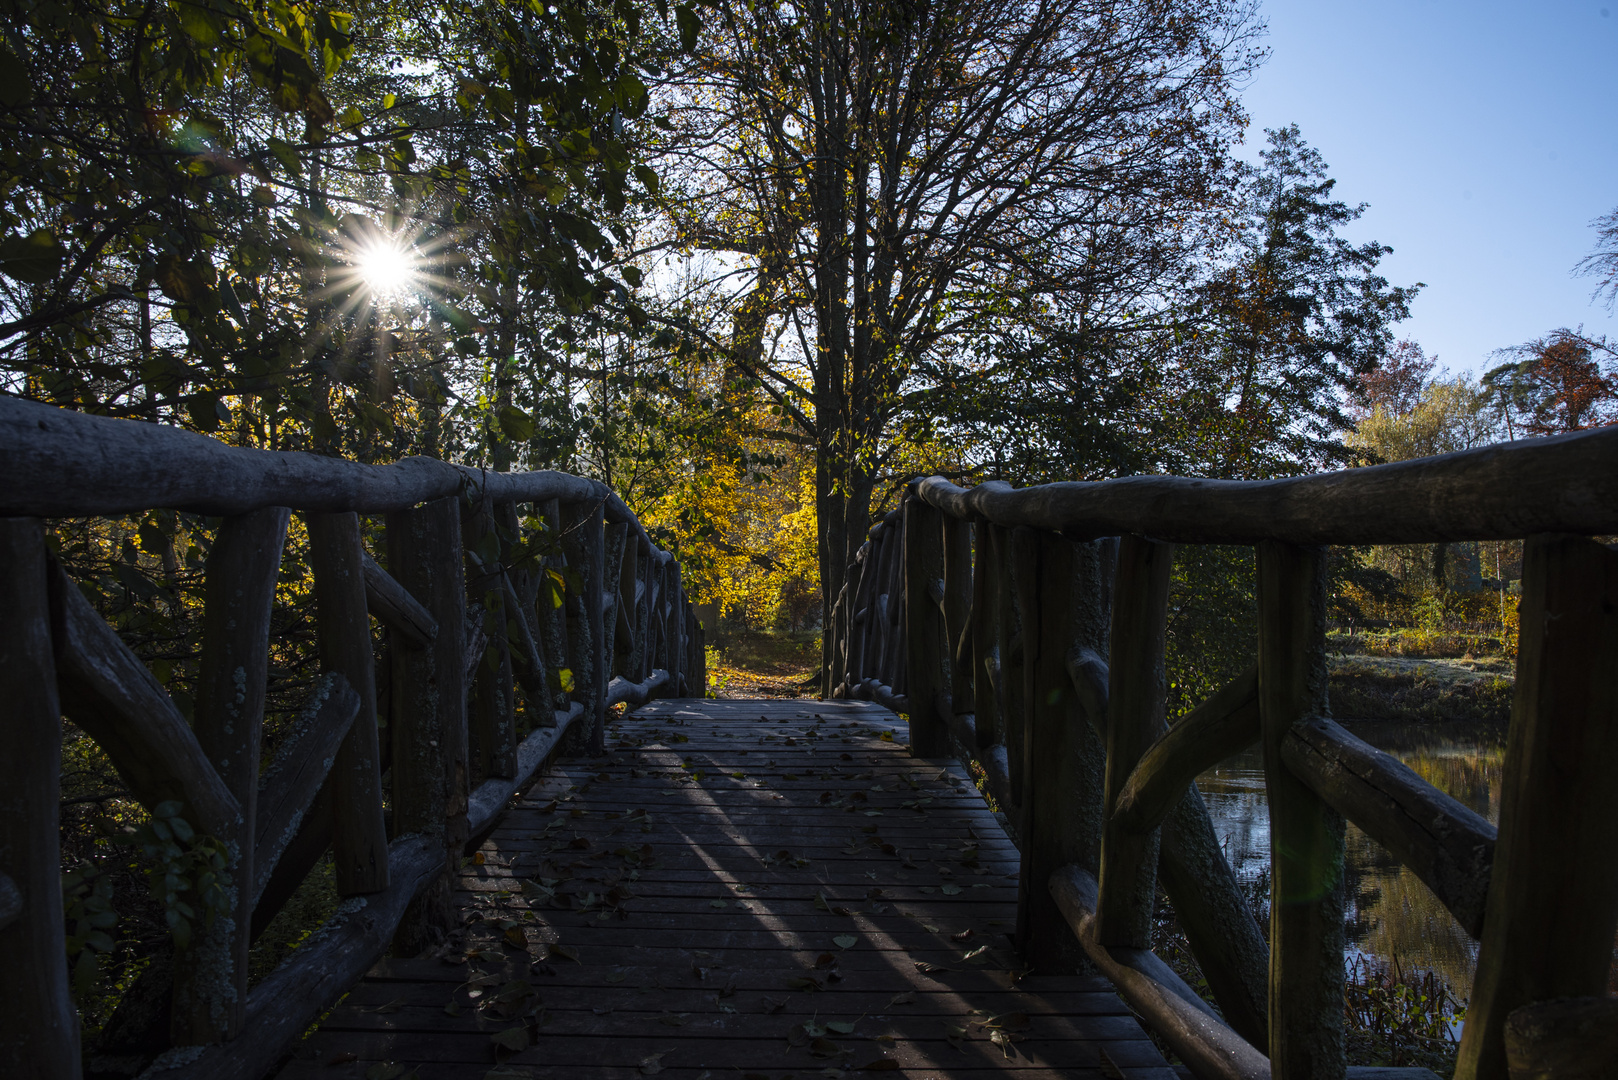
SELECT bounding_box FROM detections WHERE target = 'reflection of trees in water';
[1197,728,1506,1000]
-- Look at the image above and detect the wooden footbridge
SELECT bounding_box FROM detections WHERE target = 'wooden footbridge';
[2,398,1616,1080]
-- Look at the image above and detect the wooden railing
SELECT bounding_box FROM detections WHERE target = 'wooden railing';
[827,427,1618,1080]
[0,397,704,1080]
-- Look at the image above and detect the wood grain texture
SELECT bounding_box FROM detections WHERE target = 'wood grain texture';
[252,674,361,901]
[308,512,390,897]
[360,549,437,648]
[904,493,950,756]
[914,424,1618,543]
[1281,715,1495,938]
[1050,864,1269,1080]
[1456,534,1618,1080]
[1096,535,1171,949]
[46,556,240,838]
[273,699,1171,1080]
[1503,996,1618,1080]
[1256,540,1345,1080]
[970,522,1001,750]
[1113,666,1259,836]
[0,518,80,1079]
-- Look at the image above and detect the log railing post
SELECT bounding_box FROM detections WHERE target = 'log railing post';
[537,498,570,708]
[847,543,874,691]
[609,524,634,680]
[178,505,289,1043]
[1095,534,1172,948]
[0,517,80,1078]
[903,492,948,754]
[970,521,1000,750]
[668,563,685,695]
[1256,539,1344,1080]
[561,499,605,754]
[941,511,973,722]
[464,495,517,782]
[1011,528,1111,972]
[882,516,906,688]
[992,524,1026,806]
[307,512,390,897]
[1455,533,1618,1080]
[386,495,467,952]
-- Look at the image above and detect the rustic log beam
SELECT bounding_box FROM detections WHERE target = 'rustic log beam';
[603,522,628,673]
[941,512,974,717]
[308,513,390,897]
[536,498,570,697]
[913,425,1618,544]
[1503,997,1618,1080]
[970,522,1000,750]
[500,568,553,719]
[992,525,1027,807]
[1011,528,1110,972]
[360,550,436,648]
[606,669,671,711]
[251,674,360,901]
[1457,534,1618,1080]
[1050,864,1270,1080]
[146,834,445,1080]
[175,505,288,1043]
[561,499,606,753]
[1257,540,1345,1080]
[0,518,80,1079]
[467,702,584,838]
[464,496,518,784]
[904,493,950,756]
[46,558,240,839]
[385,495,468,953]
[1114,666,1261,836]
[668,564,686,699]
[1070,647,1271,1050]
[1281,715,1495,938]
[1096,534,1172,949]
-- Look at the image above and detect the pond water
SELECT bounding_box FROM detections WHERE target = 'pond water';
[1196,720,1507,999]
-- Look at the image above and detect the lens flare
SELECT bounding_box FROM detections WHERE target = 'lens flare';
[353,238,417,300]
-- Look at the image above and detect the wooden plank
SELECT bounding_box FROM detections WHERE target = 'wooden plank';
[992,524,1026,808]
[284,700,1167,1080]
[941,511,974,716]
[465,494,518,783]
[1456,533,1618,1080]
[1503,996,1618,1080]
[903,492,949,756]
[1256,539,1345,1080]
[1096,534,1171,949]
[0,518,80,1079]
[308,511,391,896]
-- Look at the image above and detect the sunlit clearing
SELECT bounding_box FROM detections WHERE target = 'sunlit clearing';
[354,239,417,300]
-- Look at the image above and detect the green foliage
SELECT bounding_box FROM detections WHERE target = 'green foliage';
[1165,545,1256,720]
[127,801,232,952]
[62,863,120,998]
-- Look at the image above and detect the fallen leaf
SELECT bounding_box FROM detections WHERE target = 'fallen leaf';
[914,961,951,975]
[833,935,858,950]
[809,1037,849,1059]
[761,996,788,1014]
[606,970,627,984]
[503,927,529,949]
[546,942,579,963]
[940,884,962,896]
[879,731,894,742]
[639,1053,667,1075]
[983,1012,1031,1031]
[710,899,728,908]
[659,1013,690,1027]
[950,929,975,943]
[786,976,825,992]
[491,1026,530,1052]
[826,1021,856,1035]
[886,992,915,1007]
[814,952,839,969]
[961,944,991,965]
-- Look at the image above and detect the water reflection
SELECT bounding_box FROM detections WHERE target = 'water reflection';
[1196,721,1507,998]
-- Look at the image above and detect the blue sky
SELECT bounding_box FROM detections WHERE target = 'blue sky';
[1239,0,1617,376]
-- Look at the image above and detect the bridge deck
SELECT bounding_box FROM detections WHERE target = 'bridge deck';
[274,699,1174,1079]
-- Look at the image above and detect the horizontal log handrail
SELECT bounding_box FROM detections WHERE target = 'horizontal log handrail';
[830,435,1618,1080]
[0,399,704,1080]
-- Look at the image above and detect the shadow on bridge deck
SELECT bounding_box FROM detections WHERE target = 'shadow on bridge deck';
[274,699,1172,1080]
